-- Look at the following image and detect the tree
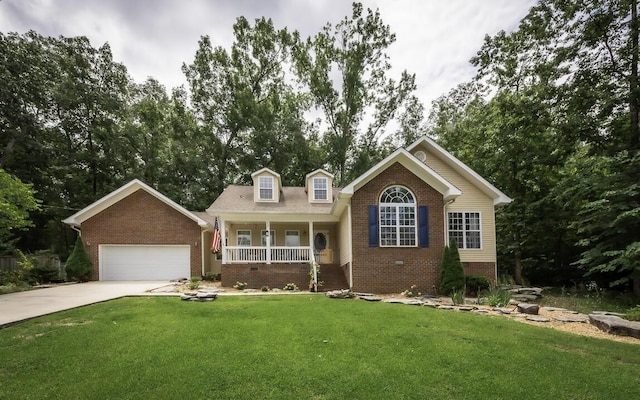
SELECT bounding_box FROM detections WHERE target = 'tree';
[64,235,92,282]
[293,2,416,185]
[440,238,465,295]
[0,169,40,253]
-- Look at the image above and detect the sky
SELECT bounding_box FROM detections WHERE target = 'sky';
[1,0,536,114]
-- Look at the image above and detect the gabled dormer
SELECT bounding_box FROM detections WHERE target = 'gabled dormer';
[305,169,334,203]
[251,168,282,203]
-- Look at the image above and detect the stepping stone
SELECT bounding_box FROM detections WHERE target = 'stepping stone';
[512,294,539,302]
[437,305,455,310]
[458,306,476,311]
[517,303,540,315]
[540,307,569,312]
[592,311,626,317]
[493,308,512,315]
[526,316,550,322]
[473,309,489,313]
[589,314,640,338]
[359,296,383,302]
[554,316,588,323]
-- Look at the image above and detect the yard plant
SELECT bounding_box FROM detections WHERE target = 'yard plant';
[0,296,639,399]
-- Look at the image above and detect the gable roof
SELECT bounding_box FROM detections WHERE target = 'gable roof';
[63,179,209,228]
[251,167,282,187]
[340,148,462,200]
[406,136,512,206]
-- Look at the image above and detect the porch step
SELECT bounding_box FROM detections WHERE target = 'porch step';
[318,264,349,291]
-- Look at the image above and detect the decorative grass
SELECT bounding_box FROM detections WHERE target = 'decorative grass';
[1,296,639,399]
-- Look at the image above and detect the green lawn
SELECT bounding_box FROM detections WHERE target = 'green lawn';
[1,296,639,399]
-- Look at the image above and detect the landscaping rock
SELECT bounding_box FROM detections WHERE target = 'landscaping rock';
[359,295,383,302]
[589,314,640,339]
[541,307,576,314]
[437,305,455,310]
[592,311,627,317]
[383,298,424,305]
[517,303,540,315]
[325,289,355,299]
[511,294,539,302]
[554,316,589,323]
[493,307,512,315]
[458,306,476,311]
[181,291,218,302]
[526,316,550,322]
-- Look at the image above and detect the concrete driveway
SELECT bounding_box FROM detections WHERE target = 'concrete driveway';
[0,281,171,327]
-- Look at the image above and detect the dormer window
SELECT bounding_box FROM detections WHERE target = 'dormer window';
[258,176,274,200]
[313,177,328,201]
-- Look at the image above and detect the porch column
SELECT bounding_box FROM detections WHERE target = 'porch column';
[220,219,227,264]
[266,220,271,264]
[308,221,314,262]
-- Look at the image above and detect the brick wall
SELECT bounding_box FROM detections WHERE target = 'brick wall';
[81,189,202,280]
[463,262,496,282]
[351,162,445,294]
[221,263,309,290]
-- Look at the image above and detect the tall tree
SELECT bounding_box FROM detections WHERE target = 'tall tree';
[0,169,40,253]
[293,2,416,185]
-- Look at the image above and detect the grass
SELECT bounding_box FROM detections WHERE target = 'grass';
[539,287,638,315]
[1,296,639,399]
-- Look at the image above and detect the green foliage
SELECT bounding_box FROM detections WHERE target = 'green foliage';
[232,281,247,290]
[202,272,219,281]
[261,285,269,292]
[439,239,465,295]
[186,277,201,290]
[625,305,640,321]
[465,275,491,295]
[64,236,92,282]
[486,288,512,308]
[0,169,40,253]
[450,288,465,305]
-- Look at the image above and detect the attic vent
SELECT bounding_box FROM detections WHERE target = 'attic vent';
[414,151,427,162]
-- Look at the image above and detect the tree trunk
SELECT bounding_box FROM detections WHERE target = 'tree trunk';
[513,230,523,285]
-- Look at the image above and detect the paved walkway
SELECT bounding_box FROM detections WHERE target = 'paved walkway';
[0,281,170,327]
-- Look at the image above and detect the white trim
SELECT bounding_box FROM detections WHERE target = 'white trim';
[260,229,276,246]
[407,136,512,206]
[258,176,275,201]
[341,148,462,200]
[63,179,208,228]
[285,230,301,247]
[236,229,252,246]
[305,169,334,180]
[447,211,483,250]
[312,176,329,201]
[378,185,418,248]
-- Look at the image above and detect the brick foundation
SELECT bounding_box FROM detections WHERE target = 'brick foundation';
[222,263,309,290]
[463,262,496,282]
[81,189,202,280]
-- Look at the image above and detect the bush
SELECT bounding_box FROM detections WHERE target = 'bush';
[64,236,92,282]
[261,285,270,292]
[202,272,219,281]
[283,283,299,291]
[487,288,512,307]
[465,275,491,295]
[401,284,420,298]
[439,238,465,295]
[233,281,247,290]
[451,288,465,305]
[626,305,640,321]
[187,277,202,290]
[30,261,60,284]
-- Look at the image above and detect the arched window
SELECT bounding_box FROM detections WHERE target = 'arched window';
[379,186,417,247]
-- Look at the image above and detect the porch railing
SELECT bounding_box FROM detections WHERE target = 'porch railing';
[225,246,312,264]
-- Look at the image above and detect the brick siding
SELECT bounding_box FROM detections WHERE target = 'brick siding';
[81,189,202,280]
[463,262,496,282]
[351,162,445,294]
[221,263,309,290]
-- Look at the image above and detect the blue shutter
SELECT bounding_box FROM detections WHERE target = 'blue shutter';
[419,206,429,248]
[368,205,378,247]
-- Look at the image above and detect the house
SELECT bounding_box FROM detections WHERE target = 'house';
[63,136,511,293]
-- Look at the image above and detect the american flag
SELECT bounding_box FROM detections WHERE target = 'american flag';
[211,217,221,253]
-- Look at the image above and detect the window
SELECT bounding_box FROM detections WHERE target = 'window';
[258,176,273,200]
[261,230,275,246]
[313,177,328,200]
[236,230,252,246]
[379,186,416,247]
[448,212,481,249]
[285,230,300,247]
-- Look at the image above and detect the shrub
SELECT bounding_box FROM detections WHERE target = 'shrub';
[465,275,491,295]
[261,285,270,292]
[626,305,640,321]
[64,236,92,282]
[283,283,299,291]
[233,281,247,290]
[30,260,60,284]
[487,288,512,307]
[187,277,202,290]
[202,272,219,281]
[451,288,465,305]
[439,238,465,295]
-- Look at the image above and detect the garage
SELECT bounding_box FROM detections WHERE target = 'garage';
[99,245,191,281]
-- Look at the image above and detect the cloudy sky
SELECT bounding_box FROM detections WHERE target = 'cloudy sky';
[1,0,536,112]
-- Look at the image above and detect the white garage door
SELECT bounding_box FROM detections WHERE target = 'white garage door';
[100,245,190,281]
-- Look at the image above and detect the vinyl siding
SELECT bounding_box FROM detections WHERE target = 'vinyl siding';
[422,149,497,263]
